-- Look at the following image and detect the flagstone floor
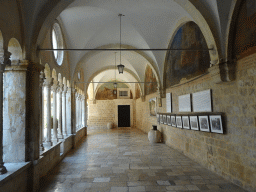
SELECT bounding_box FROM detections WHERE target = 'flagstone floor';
[40,128,247,192]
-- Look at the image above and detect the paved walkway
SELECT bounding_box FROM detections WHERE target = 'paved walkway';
[40,128,247,192]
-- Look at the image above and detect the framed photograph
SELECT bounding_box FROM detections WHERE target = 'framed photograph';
[149,97,157,116]
[209,115,223,134]
[160,115,163,124]
[182,116,190,129]
[190,116,199,131]
[157,114,160,125]
[163,115,167,125]
[199,116,210,132]
[171,116,176,127]
[158,97,162,107]
[167,115,171,126]
[176,116,182,128]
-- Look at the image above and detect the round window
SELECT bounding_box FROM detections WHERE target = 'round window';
[52,22,64,65]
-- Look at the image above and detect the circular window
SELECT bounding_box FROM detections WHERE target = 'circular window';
[52,22,64,65]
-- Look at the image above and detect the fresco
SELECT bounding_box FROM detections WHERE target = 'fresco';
[165,21,210,88]
[145,65,158,95]
[149,97,156,116]
[135,84,140,99]
[233,0,256,60]
[95,82,128,100]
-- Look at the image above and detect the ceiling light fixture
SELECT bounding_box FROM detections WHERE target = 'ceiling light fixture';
[117,14,125,74]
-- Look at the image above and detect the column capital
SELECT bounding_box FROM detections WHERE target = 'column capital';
[43,77,53,87]
[51,81,59,92]
[39,71,45,87]
[57,84,63,93]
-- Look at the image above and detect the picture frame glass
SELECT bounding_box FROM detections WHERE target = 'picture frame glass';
[182,116,190,129]
[199,116,210,132]
[167,115,171,125]
[163,115,167,124]
[210,115,223,133]
[171,116,176,127]
[176,116,182,128]
[190,116,199,130]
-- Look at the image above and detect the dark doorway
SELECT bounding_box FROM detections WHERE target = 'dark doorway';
[118,105,130,127]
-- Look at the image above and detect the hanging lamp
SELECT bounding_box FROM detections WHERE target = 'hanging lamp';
[117,14,125,74]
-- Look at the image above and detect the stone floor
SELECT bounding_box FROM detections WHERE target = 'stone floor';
[40,128,247,192]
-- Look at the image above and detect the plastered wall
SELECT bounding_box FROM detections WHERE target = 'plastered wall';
[135,53,256,191]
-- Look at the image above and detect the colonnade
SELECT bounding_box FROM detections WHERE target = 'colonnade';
[76,89,86,130]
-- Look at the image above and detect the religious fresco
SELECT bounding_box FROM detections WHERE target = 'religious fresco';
[145,65,158,95]
[165,21,210,88]
[135,84,141,99]
[233,0,256,60]
[95,82,128,100]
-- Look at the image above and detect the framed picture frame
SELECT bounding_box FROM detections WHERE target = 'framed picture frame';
[190,116,199,131]
[167,115,171,126]
[160,115,163,124]
[163,115,167,125]
[209,115,223,134]
[171,116,176,127]
[199,116,210,132]
[176,116,182,128]
[157,114,160,125]
[182,116,190,129]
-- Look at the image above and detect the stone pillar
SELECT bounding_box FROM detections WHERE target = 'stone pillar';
[39,71,45,151]
[82,95,85,127]
[43,77,53,147]
[71,88,77,134]
[0,50,10,174]
[3,60,29,162]
[51,81,59,144]
[57,84,63,139]
[62,86,67,137]
[66,87,72,135]
[75,93,79,130]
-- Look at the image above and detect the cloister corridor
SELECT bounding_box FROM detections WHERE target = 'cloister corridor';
[39,128,247,192]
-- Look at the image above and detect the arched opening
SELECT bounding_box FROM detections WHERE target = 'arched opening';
[7,38,22,65]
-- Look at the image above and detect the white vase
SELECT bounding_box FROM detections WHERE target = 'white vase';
[148,129,162,143]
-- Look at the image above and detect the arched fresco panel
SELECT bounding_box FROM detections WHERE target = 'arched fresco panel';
[165,21,210,88]
[233,0,256,60]
[145,65,157,95]
[95,82,128,100]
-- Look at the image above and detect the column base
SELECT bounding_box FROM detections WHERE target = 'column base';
[58,134,64,139]
[52,138,59,145]
[44,141,52,148]
[0,163,7,174]
[39,144,44,151]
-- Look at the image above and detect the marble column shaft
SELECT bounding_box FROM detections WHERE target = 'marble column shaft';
[0,50,9,174]
[58,85,63,139]
[71,88,77,134]
[66,88,72,135]
[39,71,45,151]
[62,87,67,136]
[51,82,59,143]
[43,78,53,146]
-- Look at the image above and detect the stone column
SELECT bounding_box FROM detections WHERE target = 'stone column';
[0,50,10,174]
[62,86,67,137]
[71,88,77,134]
[39,71,45,151]
[51,81,59,144]
[43,77,53,147]
[57,84,63,139]
[66,87,72,135]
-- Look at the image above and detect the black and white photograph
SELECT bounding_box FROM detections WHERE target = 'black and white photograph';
[167,115,171,126]
[190,116,199,130]
[210,115,223,134]
[199,116,210,132]
[171,116,176,127]
[157,114,160,125]
[163,115,167,125]
[160,115,163,124]
[182,116,190,129]
[176,116,182,128]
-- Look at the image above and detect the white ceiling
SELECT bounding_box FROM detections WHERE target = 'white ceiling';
[58,0,221,89]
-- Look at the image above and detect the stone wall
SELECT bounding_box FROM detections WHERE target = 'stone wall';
[88,99,135,133]
[135,53,256,191]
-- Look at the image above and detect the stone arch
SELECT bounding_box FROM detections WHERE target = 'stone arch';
[8,38,22,65]
[73,44,161,91]
[163,18,211,90]
[58,73,62,84]
[52,68,57,81]
[85,66,143,97]
[44,63,51,78]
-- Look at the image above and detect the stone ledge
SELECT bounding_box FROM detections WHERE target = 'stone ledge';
[0,162,31,185]
[40,142,62,157]
[76,126,87,133]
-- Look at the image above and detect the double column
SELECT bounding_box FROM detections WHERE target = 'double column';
[0,50,10,174]
[62,85,67,137]
[43,77,53,147]
[51,80,59,144]
[57,84,64,140]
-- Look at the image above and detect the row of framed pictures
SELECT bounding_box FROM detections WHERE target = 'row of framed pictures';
[157,114,223,134]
